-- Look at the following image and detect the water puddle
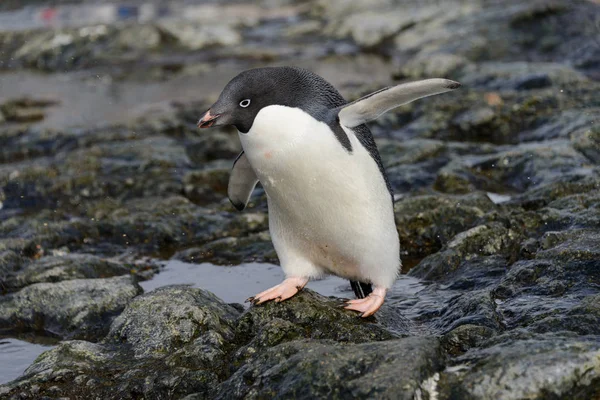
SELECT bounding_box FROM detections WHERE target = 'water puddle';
[140,260,435,311]
[0,68,239,130]
[0,336,56,384]
[139,260,356,304]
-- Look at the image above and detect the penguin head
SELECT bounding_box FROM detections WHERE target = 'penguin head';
[198,67,345,133]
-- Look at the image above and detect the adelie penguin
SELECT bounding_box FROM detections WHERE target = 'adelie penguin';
[198,67,460,317]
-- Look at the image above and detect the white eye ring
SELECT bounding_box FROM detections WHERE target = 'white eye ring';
[239,99,251,108]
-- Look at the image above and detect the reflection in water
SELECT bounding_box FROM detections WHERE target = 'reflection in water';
[140,261,356,304]
[0,69,238,129]
[0,337,55,384]
[139,260,433,310]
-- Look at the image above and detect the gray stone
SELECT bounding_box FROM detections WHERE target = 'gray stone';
[0,276,141,340]
[1,253,137,292]
[439,335,600,399]
[217,336,443,400]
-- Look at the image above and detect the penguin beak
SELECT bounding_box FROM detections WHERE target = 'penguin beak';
[197,109,221,129]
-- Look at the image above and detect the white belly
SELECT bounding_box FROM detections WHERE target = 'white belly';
[239,105,400,288]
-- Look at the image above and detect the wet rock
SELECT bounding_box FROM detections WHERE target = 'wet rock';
[1,253,136,293]
[0,135,191,214]
[0,276,141,340]
[490,229,600,335]
[429,289,503,334]
[390,0,600,75]
[397,53,472,80]
[106,286,239,358]
[394,192,496,259]
[116,24,163,51]
[510,172,600,209]
[325,6,440,49]
[217,336,443,400]
[94,196,232,253]
[438,335,600,400]
[0,287,409,399]
[183,164,230,205]
[158,22,241,50]
[185,131,241,165]
[441,324,496,356]
[175,231,277,265]
[572,125,600,164]
[460,62,588,91]
[519,109,596,143]
[11,25,113,71]
[0,97,58,123]
[436,140,592,194]
[237,289,396,347]
[1,286,240,399]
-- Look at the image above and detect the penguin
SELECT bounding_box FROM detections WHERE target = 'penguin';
[198,67,460,317]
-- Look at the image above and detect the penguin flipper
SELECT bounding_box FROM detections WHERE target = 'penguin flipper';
[338,78,461,128]
[228,151,258,211]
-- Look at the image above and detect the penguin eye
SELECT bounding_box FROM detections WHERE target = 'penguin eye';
[239,99,251,108]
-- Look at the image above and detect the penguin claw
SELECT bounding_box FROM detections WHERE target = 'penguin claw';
[343,287,387,318]
[250,277,309,306]
[245,297,255,304]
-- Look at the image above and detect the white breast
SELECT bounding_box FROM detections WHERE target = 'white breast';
[238,105,400,288]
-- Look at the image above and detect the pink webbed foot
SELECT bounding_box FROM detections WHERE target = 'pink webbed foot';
[247,277,309,305]
[344,286,387,317]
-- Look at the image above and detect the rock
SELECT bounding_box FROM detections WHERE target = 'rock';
[435,140,592,194]
[0,287,409,399]
[183,164,230,205]
[571,125,600,164]
[116,24,162,50]
[325,6,440,48]
[106,286,239,358]
[1,287,240,399]
[520,109,596,143]
[1,253,141,293]
[0,97,58,123]
[12,25,113,71]
[236,289,396,347]
[460,62,588,91]
[441,324,496,356]
[398,53,472,80]
[217,336,443,400]
[158,22,241,50]
[490,229,600,335]
[185,132,241,165]
[0,276,141,340]
[394,192,496,260]
[438,335,600,399]
[175,231,277,265]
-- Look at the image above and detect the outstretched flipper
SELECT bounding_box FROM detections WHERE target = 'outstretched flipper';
[228,151,259,211]
[338,78,461,128]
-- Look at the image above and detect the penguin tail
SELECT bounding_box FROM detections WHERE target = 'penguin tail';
[350,280,373,299]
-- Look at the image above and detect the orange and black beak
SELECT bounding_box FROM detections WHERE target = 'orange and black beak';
[197,109,221,129]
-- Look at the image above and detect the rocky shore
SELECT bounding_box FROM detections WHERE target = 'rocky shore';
[1,0,599,398]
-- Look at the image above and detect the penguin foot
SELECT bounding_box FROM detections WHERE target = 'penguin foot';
[251,277,309,305]
[344,287,387,317]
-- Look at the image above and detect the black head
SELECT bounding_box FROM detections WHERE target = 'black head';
[197,67,346,133]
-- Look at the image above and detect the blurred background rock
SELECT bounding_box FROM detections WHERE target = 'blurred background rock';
[0,0,599,399]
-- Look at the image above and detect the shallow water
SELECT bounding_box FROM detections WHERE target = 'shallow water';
[0,68,239,130]
[140,260,435,312]
[0,337,55,384]
[140,260,356,303]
